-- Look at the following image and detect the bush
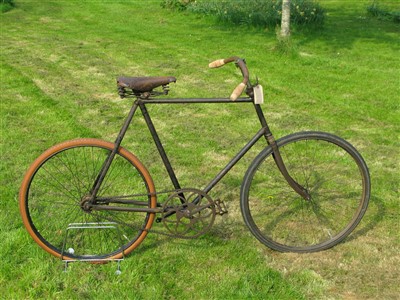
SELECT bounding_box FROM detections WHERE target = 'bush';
[291,0,325,26]
[186,0,325,28]
[367,1,400,23]
[161,0,195,11]
[1,0,15,13]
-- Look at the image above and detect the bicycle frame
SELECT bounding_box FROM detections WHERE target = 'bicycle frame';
[20,56,370,257]
[88,95,310,214]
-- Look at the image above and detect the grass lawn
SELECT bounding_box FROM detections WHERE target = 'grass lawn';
[1,1,399,299]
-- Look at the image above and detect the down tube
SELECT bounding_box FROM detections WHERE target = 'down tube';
[203,127,267,194]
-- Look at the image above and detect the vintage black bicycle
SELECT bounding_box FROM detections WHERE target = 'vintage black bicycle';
[19,57,370,261]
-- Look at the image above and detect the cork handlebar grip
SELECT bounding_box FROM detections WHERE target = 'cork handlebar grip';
[208,56,239,68]
[209,56,249,101]
[230,82,246,101]
[208,59,226,68]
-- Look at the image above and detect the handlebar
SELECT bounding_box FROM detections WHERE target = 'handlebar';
[209,56,250,101]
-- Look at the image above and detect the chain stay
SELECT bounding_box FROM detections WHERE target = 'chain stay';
[96,188,228,239]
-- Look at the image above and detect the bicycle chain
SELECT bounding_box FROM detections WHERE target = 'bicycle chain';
[93,188,223,240]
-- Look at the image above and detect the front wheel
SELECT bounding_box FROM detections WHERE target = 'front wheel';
[240,132,370,253]
[19,138,157,260]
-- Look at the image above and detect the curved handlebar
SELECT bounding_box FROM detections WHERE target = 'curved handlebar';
[209,56,249,101]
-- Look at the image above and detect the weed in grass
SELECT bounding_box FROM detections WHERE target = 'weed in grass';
[274,27,300,56]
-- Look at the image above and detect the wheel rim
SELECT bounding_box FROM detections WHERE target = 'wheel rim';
[20,139,156,259]
[242,133,369,252]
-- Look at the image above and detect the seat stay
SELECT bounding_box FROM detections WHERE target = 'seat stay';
[89,102,140,200]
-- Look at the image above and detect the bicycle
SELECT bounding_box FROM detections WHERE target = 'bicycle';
[19,56,370,262]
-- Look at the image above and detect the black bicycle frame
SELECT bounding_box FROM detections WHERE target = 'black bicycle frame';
[89,96,310,213]
[140,97,263,194]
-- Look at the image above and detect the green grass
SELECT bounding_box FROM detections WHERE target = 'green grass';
[1,0,399,299]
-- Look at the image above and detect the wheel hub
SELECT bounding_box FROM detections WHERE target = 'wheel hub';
[80,195,93,213]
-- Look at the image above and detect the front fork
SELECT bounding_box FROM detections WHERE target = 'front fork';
[253,103,311,201]
[266,134,311,201]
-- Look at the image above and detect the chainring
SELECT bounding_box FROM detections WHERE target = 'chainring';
[161,188,216,238]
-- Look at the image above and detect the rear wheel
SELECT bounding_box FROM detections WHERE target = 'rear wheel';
[19,138,156,260]
[240,132,370,252]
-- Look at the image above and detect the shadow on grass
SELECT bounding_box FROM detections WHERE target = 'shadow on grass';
[344,195,386,244]
[132,215,247,255]
[296,7,400,52]
[136,193,386,254]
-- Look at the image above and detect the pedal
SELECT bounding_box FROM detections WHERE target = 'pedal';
[214,199,228,215]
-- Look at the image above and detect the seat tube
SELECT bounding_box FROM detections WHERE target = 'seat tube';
[139,102,182,191]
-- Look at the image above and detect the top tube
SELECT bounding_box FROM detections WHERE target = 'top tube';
[137,97,254,104]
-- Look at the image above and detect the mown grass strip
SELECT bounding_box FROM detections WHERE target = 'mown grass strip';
[0,0,399,299]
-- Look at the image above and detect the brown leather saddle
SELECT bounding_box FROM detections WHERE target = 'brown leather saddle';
[117,76,176,93]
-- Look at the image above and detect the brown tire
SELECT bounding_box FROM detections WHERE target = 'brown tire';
[19,138,156,260]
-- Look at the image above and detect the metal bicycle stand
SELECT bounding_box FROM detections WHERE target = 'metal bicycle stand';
[61,222,124,275]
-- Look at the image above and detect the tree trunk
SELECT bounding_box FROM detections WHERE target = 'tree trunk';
[280,0,291,38]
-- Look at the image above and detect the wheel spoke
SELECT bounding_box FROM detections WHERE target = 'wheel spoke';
[20,139,155,260]
[241,132,370,252]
